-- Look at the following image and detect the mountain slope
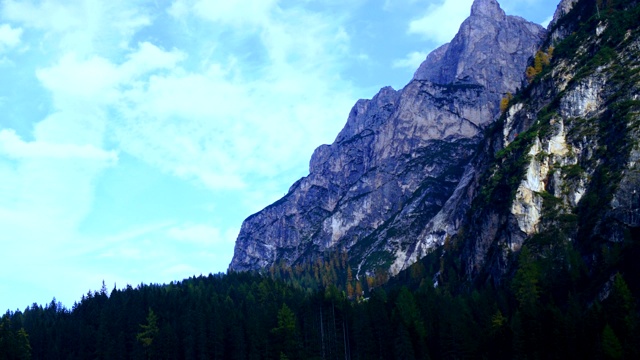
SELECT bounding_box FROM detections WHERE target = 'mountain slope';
[230,0,545,276]
[445,0,640,286]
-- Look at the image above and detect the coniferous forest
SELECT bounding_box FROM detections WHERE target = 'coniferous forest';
[2,238,640,360]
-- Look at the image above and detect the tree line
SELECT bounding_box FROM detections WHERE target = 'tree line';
[1,247,638,360]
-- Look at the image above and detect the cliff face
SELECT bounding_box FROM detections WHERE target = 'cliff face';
[452,0,640,283]
[230,0,546,275]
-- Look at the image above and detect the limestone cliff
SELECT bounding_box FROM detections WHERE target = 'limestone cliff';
[452,0,640,283]
[229,0,545,276]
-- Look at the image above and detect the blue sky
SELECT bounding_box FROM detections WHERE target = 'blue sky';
[0,0,558,312]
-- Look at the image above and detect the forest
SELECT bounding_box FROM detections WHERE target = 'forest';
[1,239,639,360]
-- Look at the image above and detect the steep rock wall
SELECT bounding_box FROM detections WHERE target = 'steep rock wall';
[455,4,640,283]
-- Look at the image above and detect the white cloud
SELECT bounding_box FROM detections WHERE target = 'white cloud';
[0,129,118,162]
[167,224,238,246]
[12,0,356,193]
[106,4,357,192]
[122,42,186,75]
[408,0,472,44]
[2,0,82,32]
[392,51,428,69]
[36,43,185,104]
[183,0,278,28]
[29,41,187,159]
[37,54,120,101]
[0,23,22,50]
[2,0,151,54]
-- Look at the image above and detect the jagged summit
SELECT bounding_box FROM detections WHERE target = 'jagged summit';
[470,0,505,19]
[550,0,579,27]
[413,0,545,95]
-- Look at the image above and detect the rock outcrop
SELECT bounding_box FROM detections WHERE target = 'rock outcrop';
[230,0,546,276]
[414,0,543,97]
[549,0,579,28]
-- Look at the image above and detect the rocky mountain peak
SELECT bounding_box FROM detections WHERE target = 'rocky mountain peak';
[470,0,505,19]
[547,0,579,42]
[230,0,546,275]
[550,0,579,27]
[413,0,545,95]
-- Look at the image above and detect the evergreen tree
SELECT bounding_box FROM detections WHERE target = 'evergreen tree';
[136,308,159,359]
[0,314,31,360]
[602,324,623,360]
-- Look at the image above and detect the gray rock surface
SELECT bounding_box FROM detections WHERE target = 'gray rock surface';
[455,27,640,284]
[547,0,580,43]
[229,0,546,276]
[549,0,579,28]
[414,0,545,96]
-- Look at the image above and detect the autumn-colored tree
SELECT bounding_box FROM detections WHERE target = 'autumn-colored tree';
[347,282,355,299]
[500,92,513,113]
[534,51,545,73]
[526,48,553,83]
[526,66,538,83]
[355,281,363,299]
[366,276,375,289]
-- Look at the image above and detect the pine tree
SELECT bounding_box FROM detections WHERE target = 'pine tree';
[0,315,31,360]
[394,323,416,360]
[271,304,301,359]
[512,246,540,313]
[137,308,159,359]
[602,324,623,360]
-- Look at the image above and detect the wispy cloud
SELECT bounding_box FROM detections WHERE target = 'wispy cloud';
[392,51,428,70]
[0,23,22,50]
[0,129,117,161]
[169,0,278,28]
[408,0,472,44]
[167,224,238,246]
[2,0,151,54]
[541,14,554,28]
[107,3,357,191]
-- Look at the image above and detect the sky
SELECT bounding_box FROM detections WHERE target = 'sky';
[0,0,559,312]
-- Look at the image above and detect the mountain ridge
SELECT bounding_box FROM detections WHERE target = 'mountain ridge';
[230,0,546,276]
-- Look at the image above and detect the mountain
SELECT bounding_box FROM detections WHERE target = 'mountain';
[448,0,640,285]
[230,0,546,276]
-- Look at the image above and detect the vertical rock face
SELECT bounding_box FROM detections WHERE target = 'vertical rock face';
[229,0,545,275]
[455,0,640,283]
